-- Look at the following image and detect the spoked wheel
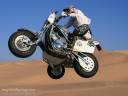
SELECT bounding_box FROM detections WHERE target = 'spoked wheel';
[15,35,31,51]
[8,30,37,58]
[74,53,98,78]
[47,65,65,79]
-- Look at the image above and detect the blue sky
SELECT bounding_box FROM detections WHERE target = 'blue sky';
[0,0,128,61]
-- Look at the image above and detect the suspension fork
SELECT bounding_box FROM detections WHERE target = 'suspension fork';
[27,25,52,46]
[72,52,89,65]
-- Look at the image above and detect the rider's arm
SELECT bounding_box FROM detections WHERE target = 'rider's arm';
[61,11,76,28]
[55,11,68,23]
[68,13,77,17]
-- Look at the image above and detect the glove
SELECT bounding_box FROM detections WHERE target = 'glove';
[61,11,68,17]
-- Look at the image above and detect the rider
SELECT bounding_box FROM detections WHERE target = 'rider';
[61,5,92,41]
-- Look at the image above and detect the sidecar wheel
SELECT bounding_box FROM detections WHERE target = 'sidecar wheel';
[8,30,37,58]
[47,65,65,79]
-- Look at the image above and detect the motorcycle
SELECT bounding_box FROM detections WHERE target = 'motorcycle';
[8,11,102,79]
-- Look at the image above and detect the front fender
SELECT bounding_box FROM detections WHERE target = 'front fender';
[17,28,36,36]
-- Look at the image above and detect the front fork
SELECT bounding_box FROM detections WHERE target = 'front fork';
[25,31,44,46]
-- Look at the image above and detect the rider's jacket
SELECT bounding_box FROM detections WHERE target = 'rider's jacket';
[65,8,91,29]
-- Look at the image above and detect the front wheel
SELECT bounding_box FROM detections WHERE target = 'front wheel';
[74,53,98,78]
[8,30,37,58]
[47,65,65,79]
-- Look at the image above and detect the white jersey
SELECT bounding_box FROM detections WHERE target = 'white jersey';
[65,9,91,28]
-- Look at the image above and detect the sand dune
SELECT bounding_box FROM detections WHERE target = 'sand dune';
[114,50,128,56]
[0,50,128,96]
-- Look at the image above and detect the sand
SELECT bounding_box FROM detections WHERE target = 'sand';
[0,50,128,96]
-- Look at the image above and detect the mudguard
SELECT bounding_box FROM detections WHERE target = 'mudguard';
[17,28,36,36]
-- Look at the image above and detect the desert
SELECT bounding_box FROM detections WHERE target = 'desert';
[0,50,128,96]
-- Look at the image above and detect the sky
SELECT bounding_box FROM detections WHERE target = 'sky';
[0,0,128,61]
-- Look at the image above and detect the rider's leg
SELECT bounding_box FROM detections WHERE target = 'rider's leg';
[83,30,92,40]
[78,24,92,40]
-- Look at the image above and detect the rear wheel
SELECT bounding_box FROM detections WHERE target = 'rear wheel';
[47,65,65,79]
[74,53,98,78]
[8,30,37,58]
